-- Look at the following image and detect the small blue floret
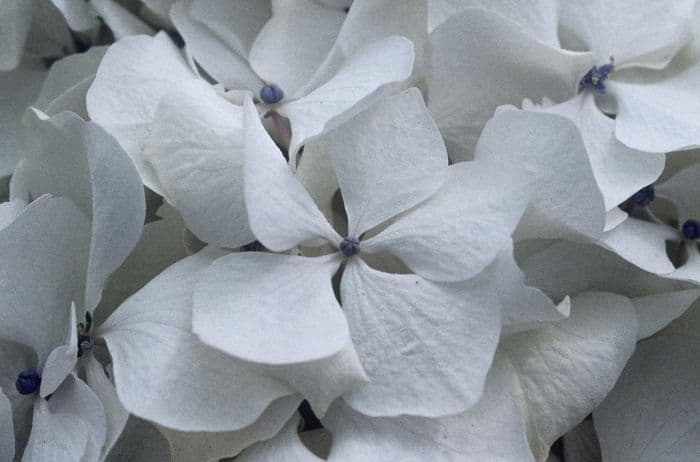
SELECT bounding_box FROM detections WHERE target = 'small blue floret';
[340,236,360,257]
[260,84,284,104]
[16,369,41,395]
[78,335,95,357]
[579,61,615,94]
[682,219,700,240]
[632,185,655,207]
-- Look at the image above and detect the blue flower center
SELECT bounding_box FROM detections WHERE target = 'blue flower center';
[16,369,41,395]
[682,219,700,240]
[77,311,95,358]
[260,84,284,104]
[632,185,655,207]
[579,61,615,94]
[340,236,360,257]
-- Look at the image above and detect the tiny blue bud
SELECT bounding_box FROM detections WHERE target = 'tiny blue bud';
[340,236,360,257]
[260,84,284,104]
[632,185,655,207]
[77,335,95,358]
[682,219,700,240]
[579,61,615,94]
[16,369,41,395]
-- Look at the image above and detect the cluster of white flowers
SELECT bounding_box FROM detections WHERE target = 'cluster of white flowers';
[1,1,699,460]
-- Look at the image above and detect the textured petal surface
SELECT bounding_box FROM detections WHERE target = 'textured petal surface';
[159,395,301,462]
[595,329,700,461]
[609,64,700,152]
[326,88,447,235]
[144,80,253,248]
[427,8,594,160]
[364,160,530,282]
[244,97,340,250]
[560,0,696,69]
[193,252,347,365]
[23,375,107,462]
[537,93,664,210]
[340,258,500,417]
[86,32,197,192]
[0,196,89,365]
[502,292,638,459]
[476,108,605,241]
[170,0,264,91]
[278,36,414,157]
[249,0,344,97]
[100,250,294,431]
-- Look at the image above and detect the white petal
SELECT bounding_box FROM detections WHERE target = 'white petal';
[278,35,414,158]
[23,374,107,462]
[537,92,664,210]
[86,32,197,192]
[426,8,594,160]
[100,250,294,431]
[560,0,696,69]
[428,0,560,47]
[476,107,606,241]
[90,0,154,39]
[364,160,530,282]
[243,97,340,250]
[170,0,264,91]
[0,200,26,230]
[20,110,146,311]
[144,80,254,248]
[632,290,700,340]
[254,341,367,417]
[84,356,129,460]
[49,0,99,31]
[657,163,700,223]
[34,46,106,117]
[594,333,700,461]
[0,196,89,364]
[326,88,447,235]
[502,292,638,458]
[40,304,78,398]
[249,0,344,97]
[0,1,31,71]
[486,241,569,335]
[193,251,347,365]
[598,218,678,274]
[0,60,47,176]
[610,63,700,152]
[237,414,322,462]
[0,390,13,462]
[340,258,500,417]
[159,395,301,462]
[323,356,534,461]
[337,0,427,72]
[0,340,34,456]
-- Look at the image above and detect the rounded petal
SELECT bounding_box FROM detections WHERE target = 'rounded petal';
[0,1,32,71]
[237,414,323,462]
[426,8,594,160]
[340,258,500,417]
[170,0,265,91]
[243,97,340,250]
[86,32,197,192]
[364,160,530,282]
[326,88,447,235]
[538,93,664,210]
[594,333,700,461]
[0,390,13,461]
[100,250,294,431]
[40,304,78,398]
[476,108,606,241]
[657,163,700,223]
[610,64,700,152]
[49,0,99,31]
[144,80,254,248]
[90,0,155,39]
[0,196,89,364]
[192,252,348,366]
[249,0,344,97]
[560,0,696,69]
[277,35,414,158]
[23,374,107,462]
